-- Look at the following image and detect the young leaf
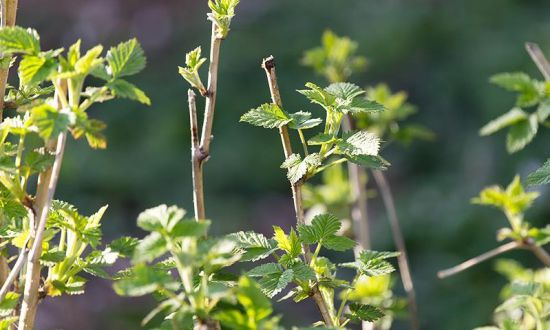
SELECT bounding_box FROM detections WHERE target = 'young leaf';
[31,103,71,141]
[288,111,322,130]
[325,82,364,100]
[339,131,380,156]
[258,268,294,298]
[0,292,20,317]
[505,114,538,153]
[490,72,541,107]
[346,154,390,170]
[280,153,321,184]
[113,264,178,297]
[247,263,283,277]
[137,204,186,233]
[479,108,527,136]
[323,235,356,251]
[298,213,341,244]
[273,226,301,258]
[0,26,40,55]
[106,38,146,78]
[290,261,316,282]
[74,45,103,74]
[227,231,277,261]
[297,82,335,108]
[340,250,398,277]
[19,54,57,85]
[207,0,240,38]
[526,159,550,186]
[107,79,151,105]
[132,232,167,263]
[240,103,291,129]
[346,303,385,322]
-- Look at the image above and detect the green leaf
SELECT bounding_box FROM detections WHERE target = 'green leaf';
[290,262,316,282]
[30,103,71,141]
[227,231,277,261]
[338,130,380,156]
[346,303,385,322]
[40,249,66,266]
[137,204,186,233]
[273,226,301,258]
[345,154,390,170]
[258,268,294,298]
[207,0,240,38]
[107,79,151,105]
[298,213,355,250]
[247,263,283,277]
[0,26,40,55]
[308,133,337,146]
[323,235,356,251]
[340,250,398,277]
[235,276,273,324]
[472,176,539,217]
[490,72,540,107]
[169,219,210,238]
[0,292,20,317]
[106,38,145,78]
[19,54,57,86]
[113,264,178,297]
[506,114,538,153]
[178,47,206,93]
[479,108,528,136]
[298,213,341,244]
[297,82,336,108]
[132,232,167,263]
[288,111,322,130]
[74,45,103,74]
[325,82,364,100]
[240,103,291,129]
[108,236,139,257]
[23,150,54,173]
[280,153,321,184]
[526,159,550,186]
[72,112,108,149]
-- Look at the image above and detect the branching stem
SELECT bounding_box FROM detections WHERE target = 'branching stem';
[188,89,205,220]
[261,56,334,326]
[437,241,520,279]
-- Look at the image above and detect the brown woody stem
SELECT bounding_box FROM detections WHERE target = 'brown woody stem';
[261,56,335,326]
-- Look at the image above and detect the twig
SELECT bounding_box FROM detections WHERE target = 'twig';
[525,42,550,81]
[199,24,222,161]
[261,56,334,326]
[372,170,419,330]
[525,241,550,266]
[437,241,520,279]
[0,0,18,122]
[188,89,205,220]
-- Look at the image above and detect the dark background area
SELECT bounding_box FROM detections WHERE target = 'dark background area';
[13,0,550,329]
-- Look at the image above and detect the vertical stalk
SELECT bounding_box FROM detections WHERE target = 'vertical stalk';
[261,56,334,326]
[372,170,419,330]
[525,42,550,80]
[0,0,17,122]
[188,90,205,220]
[0,0,18,290]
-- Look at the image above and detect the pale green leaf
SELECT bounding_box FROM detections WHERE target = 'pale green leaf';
[106,38,146,78]
[107,79,151,105]
[506,114,538,153]
[480,108,528,136]
[240,103,291,129]
[0,26,40,55]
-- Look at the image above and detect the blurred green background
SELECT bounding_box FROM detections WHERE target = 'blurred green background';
[15,0,550,328]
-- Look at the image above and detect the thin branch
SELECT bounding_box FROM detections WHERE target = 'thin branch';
[437,241,520,279]
[0,0,18,122]
[261,56,334,326]
[199,23,222,159]
[525,42,550,81]
[372,170,419,330]
[188,89,205,220]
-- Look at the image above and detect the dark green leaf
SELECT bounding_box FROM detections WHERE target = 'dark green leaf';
[240,103,291,129]
[526,159,550,186]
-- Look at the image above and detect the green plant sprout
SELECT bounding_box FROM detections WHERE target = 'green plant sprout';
[0,24,149,329]
[439,43,550,330]
[301,30,434,330]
